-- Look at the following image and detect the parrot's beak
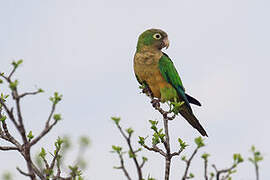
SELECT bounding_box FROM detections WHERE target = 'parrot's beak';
[163,37,170,49]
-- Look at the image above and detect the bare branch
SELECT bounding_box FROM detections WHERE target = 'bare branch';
[0,146,19,151]
[8,65,17,80]
[19,90,42,98]
[115,122,143,180]
[117,153,132,180]
[1,118,22,148]
[212,164,236,180]
[171,148,184,157]
[16,167,32,177]
[203,158,208,180]
[30,104,57,146]
[0,101,20,129]
[143,144,166,157]
[182,147,199,180]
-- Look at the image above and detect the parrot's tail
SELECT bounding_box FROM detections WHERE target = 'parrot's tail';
[179,109,208,137]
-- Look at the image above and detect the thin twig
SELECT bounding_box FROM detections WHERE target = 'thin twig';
[16,167,32,177]
[116,123,143,180]
[30,104,57,146]
[0,146,19,151]
[19,90,42,98]
[143,144,166,157]
[118,153,132,180]
[212,164,236,180]
[203,157,208,180]
[182,147,199,180]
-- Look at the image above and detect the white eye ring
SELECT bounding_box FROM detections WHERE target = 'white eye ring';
[153,33,162,39]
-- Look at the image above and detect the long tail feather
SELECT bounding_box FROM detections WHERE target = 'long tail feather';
[185,93,201,106]
[179,107,208,136]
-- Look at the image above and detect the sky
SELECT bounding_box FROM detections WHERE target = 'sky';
[0,0,270,179]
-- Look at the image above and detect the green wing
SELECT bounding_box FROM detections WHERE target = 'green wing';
[158,53,192,111]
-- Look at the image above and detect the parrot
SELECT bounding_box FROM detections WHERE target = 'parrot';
[133,28,208,137]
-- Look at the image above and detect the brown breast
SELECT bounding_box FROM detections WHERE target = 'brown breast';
[134,51,172,98]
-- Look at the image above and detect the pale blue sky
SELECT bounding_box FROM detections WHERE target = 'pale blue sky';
[0,0,269,179]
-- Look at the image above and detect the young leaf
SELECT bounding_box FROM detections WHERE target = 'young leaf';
[111,117,121,125]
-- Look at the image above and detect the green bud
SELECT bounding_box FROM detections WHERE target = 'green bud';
[55,137,64,150]
[79,136,90,147]
[49,92,62,105]
[142,156,148,162]
[189,173,194,178]
[53,114,62,121]
[111,117,121,125]
[201,153,210,160]
[0,115,7,122]
[9,80,18,90]
[27,131,34,141]
[112,145,122,154]
[178,138,188,149]
[138,136,145,145]
[126,127,134,135]
[38,88,44,93]
[128,150,135,158]
[181,156,186,161]
[39,147,47,159]
[194,136,205,148]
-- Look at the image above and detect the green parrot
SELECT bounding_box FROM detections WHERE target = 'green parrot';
[133,29,208,136]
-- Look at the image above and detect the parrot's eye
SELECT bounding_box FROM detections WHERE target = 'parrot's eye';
[153,33,162,40]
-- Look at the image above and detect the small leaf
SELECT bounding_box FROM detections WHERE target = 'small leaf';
[111,117,121,125]
[194,136,205,148]
[39,148,47,159]
[128,150,135,158]
[189,173,194,178]
[201,153,210,160]
[9,80,18,90]
[112,145,122,154]
[142,156,148,162]
[0,115,7,122]
[38,88,44,93]
[27,131,34,141]
[178,138,188,149]
[126,127,134,135]
[79,136,90,147]
[138,136,145,145]
[181,156,186,161]
[55,137,64,150]
[53,114,62,121]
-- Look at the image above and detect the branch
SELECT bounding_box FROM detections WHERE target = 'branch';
[203,158,208,180]
[30,104,57,146]
[0,146,19,151]
[0,101,20,129]
[170,148,184,157]
[16,167,32,177]
[1,118,21,148]
[142,86,179,180]
[115,122,143,180]
[212,164,235,180]
[182,147,199,180]
[143,144,166,157]
[19,90,43,98]
[116,153,132,180]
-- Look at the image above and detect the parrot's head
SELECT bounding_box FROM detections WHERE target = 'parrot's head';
[136,29,169,52]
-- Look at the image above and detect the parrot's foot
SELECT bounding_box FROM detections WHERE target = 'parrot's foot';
[142,86,154,99]
[151,99,160,109]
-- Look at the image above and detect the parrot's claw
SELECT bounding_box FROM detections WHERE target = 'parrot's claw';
[151,99,160,108]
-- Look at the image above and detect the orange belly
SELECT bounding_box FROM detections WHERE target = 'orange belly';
[138,67,173,99]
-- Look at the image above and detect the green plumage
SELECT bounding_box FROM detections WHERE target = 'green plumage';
[134,29,208,136]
